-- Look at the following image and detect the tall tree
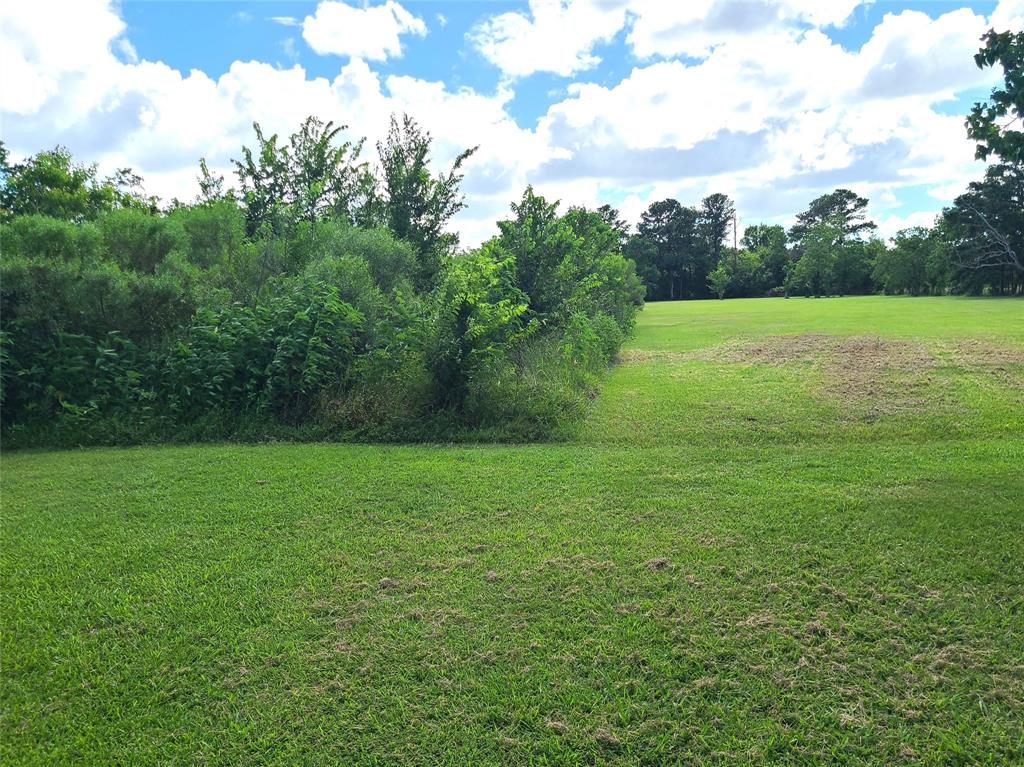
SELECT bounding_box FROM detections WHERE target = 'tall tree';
[943,31,1023,293]
[785,221,843,296]
[0,146,144,221]
[741,223,789,287]
[623,234,659,298]
[966,29,1023,166]
[288,117,372,224]
[872,228,949,296]
[375,114,478,289]
[232,117,371,236]
[699,192,735,267]
[942,163,1023,285]
[637,199,701,300]
[596,203,630,248]
[789,189,876,243]
[741,223,785,252]
[197,158,229,203]
[493,186,576,318]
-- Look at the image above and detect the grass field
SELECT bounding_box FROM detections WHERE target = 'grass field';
[4,295,1023,765]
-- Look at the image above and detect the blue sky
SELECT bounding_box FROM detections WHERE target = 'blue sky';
[2,0,1021,243]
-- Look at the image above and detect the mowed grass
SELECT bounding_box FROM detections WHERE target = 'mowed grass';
[3,296,1023,765]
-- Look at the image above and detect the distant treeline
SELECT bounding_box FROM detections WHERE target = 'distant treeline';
[627,28,1023,301]
[625,174,1022,301]
[0,116,643,447]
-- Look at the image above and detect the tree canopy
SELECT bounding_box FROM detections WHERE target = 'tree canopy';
[967,29,1024,166]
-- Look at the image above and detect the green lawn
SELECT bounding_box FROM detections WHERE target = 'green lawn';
[4,296,1023,765]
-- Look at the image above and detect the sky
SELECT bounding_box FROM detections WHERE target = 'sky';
[1,0,1022,245]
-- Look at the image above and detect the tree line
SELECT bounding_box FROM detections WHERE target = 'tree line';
[624,29,1022,300]
[0,116,643,447]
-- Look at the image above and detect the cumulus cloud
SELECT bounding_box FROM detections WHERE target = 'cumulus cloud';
[874,209,942,240]
[0,0,1006,244]
[991,0,1024,31]
[469,0,869,77]
[302,0,427,60]
[0,1,544,243]
[856,8,992,100]
[0,0,126,115]
[626,0,866,58]
[469,0,628,78]
[530,5,997,227]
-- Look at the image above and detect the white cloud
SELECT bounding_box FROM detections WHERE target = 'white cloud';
[0,1,543,244]
[281,37,300,62]
[0,0,1005,245]
[269,16,300,27]
[856,9,992,100]
[0,0,125,115]
[114,38,139,64]
[469,0,628,78]
[529,5,995,228]
[991,0,1024,31]
[874,209,940,240]
[302,1,427,61]
[626,0,867,59]
[468,0,871,77]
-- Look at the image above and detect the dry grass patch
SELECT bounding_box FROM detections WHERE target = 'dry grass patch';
[627,333,1023,416]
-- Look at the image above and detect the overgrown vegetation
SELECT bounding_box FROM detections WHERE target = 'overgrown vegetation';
[0,116,643,447]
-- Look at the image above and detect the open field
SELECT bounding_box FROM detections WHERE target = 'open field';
[4,296,1023,765]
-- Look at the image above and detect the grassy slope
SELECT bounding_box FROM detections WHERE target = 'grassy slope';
[4,296,1023,765]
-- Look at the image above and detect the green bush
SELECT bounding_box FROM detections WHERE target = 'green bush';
[2,137,642,446]
[161,281,363,422]
[98,208,183,273]
[1,214,103,264]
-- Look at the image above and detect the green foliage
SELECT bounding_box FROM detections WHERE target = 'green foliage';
[426,248,528,409]
[2,129,638,446]
[623,234,659,297]
[490,190,643,330]
[162,282,363,422]
[627,192,739,301]
[292,220,418,294]
[707,262,731,299]
[373,114,478,290]
[167,198,248,270]
[832,239,876,295]
[707,249,767,298]
[789,188,876,243]
[0,213,103,264]
[98,207,183,273]
[0,146,150,221]
[786,221,842,296]
[741,224,789,288]
[233,117,373,236]
[967,29,1024,165]
[698,192,735,266]
[635,198,703,300]
[873,228,950,295]
[596,203,629,247]
[941,163,1023,291]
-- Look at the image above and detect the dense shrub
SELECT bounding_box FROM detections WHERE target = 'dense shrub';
[1,125,642,447]
[160,282,363,422]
